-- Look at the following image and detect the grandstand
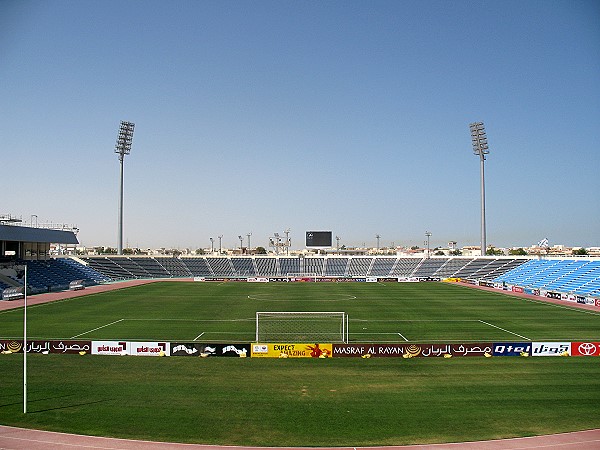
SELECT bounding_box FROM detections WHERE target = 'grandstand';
[494,258,600,297]
[1,221,599,300]
[28,255,600,298]
[76,255,530,281]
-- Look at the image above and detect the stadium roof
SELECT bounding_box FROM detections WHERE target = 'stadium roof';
[0,224,79,244]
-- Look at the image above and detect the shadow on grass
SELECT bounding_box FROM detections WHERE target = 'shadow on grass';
[0,393,73,408]
[29,398,109,413]
[0,393,109,412]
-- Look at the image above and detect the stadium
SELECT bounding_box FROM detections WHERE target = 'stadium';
[0,220,599,448]
[2,2,599,448]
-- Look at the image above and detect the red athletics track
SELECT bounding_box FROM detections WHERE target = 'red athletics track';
[0,279,599,449]
[0,426,599,449]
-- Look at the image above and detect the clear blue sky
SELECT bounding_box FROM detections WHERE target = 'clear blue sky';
[1,0,599,250]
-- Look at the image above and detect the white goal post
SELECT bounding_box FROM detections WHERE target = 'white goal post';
[256,311,349,343]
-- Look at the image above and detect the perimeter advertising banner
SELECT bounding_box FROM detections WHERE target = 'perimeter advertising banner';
[92,341,128,356]
[171,343,250,357]
[91,341,170,356]
[251,343,333,358]
[532,342,570,356]
[332,343,494,358]
[531,342,571,356]
[493,342,532,356]
[0,340,91,354]
[129,342,170,356]
[571,342,600,356]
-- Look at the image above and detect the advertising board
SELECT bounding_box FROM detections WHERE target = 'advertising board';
[128,342,170,356]
[92,341,128,356]
[171,343,249,357]
[0,340,91,354]
[571,342,600,357]
[247,277,269,283]
[493,342,531,356]
[251,343,332,358]
[532,342,570,356]
[332,343,493,358]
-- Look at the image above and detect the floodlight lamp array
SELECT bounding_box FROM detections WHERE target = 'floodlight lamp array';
[115,121,135,159]
[469,122,489,158]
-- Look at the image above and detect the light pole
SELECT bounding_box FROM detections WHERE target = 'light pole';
[284,229,290,256]
[425,231,432,259]
[247,232,252,254]
[238,235,243,254]
[470,122,490,256]
[218,235,223,254]
[376,234,380,253]
[115,121,135,255]
[23,264,27,413]
[336,235,340,254]
[210,237,214,253]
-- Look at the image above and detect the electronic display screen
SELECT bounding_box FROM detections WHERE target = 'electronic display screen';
[306,231,332,248]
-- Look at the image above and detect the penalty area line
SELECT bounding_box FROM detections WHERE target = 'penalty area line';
[479,320,531,341]
[71,318,124,339]
[397,332,409,342]
[193,332,205,341]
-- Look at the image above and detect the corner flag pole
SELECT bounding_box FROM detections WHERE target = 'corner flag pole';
[23,264,27,414]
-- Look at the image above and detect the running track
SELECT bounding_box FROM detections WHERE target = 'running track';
[0,279,598,449]
[0,426,599,449]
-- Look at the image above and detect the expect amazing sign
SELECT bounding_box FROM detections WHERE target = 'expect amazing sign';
[251,343,332,358]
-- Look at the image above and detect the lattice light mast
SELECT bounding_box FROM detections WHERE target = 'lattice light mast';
[115,121,135,255]
[470,122,489,256]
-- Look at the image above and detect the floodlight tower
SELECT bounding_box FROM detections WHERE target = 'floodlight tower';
[376,234,381,253]
[115,121,135,255]
[284,228,291,256]
[425,231,432,259]
[247,232,252,254]
[470,122,489,256]
[238,235,244,254]
[336,235,340,254]
[218,235,223,254]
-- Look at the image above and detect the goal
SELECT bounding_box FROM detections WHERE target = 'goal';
[285,272,318,279]
[255,311,348,343]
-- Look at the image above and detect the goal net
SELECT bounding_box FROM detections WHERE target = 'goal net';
[256,311,348,343]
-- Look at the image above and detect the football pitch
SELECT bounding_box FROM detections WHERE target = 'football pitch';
[0,281,598,343]
[0,281,598,447]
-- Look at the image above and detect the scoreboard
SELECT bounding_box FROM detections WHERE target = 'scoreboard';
[306,231,332,248]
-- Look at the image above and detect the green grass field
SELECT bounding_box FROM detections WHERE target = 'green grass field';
[1,281,598,342]
[0,281,599,446]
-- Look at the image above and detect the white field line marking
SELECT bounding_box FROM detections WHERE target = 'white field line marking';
[70,319,124,339]
[479,320,531,341]
[352,319,480,322]
[193,332,205,341]
[397,332,409,341]
[126,318,254,322]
